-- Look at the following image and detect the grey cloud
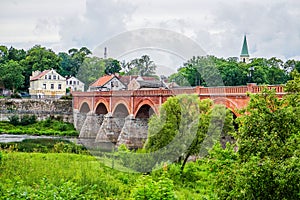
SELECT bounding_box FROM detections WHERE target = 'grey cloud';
[57,0,136,51]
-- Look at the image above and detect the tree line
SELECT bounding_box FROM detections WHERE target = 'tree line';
[118,70,300,199]
[169,55,300,87]
[0,45,158,93]
[1,44,300,93]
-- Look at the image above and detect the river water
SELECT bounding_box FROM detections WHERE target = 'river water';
[0,134,77,143]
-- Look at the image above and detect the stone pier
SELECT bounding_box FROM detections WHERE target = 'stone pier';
[74,110,150,149]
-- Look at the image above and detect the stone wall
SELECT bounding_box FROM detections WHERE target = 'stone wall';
[0,99,73,123]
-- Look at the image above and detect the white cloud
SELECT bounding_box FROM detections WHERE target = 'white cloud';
[1,0,300,62]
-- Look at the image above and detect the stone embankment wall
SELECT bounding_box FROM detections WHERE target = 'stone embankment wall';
[0,99,73,123]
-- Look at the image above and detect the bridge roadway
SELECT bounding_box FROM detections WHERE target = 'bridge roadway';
[72,84,285,148]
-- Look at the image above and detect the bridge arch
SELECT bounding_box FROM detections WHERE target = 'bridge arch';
[113,102,130,117]
[95,101,109,115]
[79,102,91,113]
[134,99,157,119]
[213,97,239,117]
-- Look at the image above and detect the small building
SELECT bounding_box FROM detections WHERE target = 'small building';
[66,76,85,92]
[88,74,126,91]
[127,76,166,90]
[29,69,66,98]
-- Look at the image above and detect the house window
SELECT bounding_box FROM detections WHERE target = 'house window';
[58,84,61,89]
[45,75,47,79]
[42,84,46,89]
[69,80,72,85]
[53,75,56,80]
[73,81,76,85]
[49,75,51,79]
[58,76,59,80]
[51,84,54,89]
[77,81,79,85]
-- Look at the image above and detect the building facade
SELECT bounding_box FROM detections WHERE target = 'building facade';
[66,76,85,92]
[29,69,66,98]
[88,74,126,91]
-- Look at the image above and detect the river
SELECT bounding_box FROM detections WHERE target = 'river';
[0,134,77,143]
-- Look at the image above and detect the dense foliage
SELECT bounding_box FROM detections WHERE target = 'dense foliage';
[0,116,78,136]
[169,55,293,87]
[212,71,300,199]
[145,94,234,171]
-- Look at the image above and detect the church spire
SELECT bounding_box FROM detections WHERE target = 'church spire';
[240,35,250,63]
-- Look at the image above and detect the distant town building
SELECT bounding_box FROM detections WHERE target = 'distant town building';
[127,76,166,90]
[240,35,250,63]
[66,76,85,92]
[29,69,66,98]
[88,74,126,91]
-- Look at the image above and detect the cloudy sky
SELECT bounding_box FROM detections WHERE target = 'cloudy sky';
[1,0,300,72]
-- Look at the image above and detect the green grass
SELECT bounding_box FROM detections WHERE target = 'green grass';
[0,119,79,136]
[0,151,217,199]
[0,138,87,153]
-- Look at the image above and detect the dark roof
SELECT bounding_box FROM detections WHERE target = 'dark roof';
[119,76,138,86]
[137,80,165,88]
[119,76,157,86]
[241,35,249,56]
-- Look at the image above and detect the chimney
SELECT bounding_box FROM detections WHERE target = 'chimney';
[104,47,107,59]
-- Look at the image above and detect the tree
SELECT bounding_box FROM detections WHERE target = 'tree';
[169,56,227,87]
[145,94,234,171]
[21,45,61,90]
[0,45,8,64]
[214,74,300,199]
[66,47,92,76]
[0,60,24,93]
[104,58,121,75]
[57,52,73,77]
[126,55,156,76]
[7,47,26,62]
[77,57,106,90]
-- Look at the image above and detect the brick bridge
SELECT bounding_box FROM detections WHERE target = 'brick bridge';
[72,84,284,149]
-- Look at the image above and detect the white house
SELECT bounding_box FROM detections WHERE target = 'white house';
[29,69,66,98]
[66,76,85,92]
[88,74,126,91]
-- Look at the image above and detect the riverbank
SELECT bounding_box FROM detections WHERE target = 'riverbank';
[0,118,78,137]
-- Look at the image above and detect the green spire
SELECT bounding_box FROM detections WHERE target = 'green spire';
[240,35,249,57]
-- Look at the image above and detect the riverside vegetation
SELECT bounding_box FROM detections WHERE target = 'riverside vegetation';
[0,115,78,136]
[0,71,300,199]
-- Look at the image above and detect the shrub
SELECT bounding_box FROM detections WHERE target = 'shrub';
[8,115,19,126]
[20,115,37,126]
[131,172,176,200]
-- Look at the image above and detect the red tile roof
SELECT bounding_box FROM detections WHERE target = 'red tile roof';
[90,75,115,87]
[30,70,51,81]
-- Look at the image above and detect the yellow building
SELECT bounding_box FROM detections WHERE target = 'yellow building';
[29,69,66,98]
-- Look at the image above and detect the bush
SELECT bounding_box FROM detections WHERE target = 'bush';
[131,172,176,200]
[20,115,37,126]
[10,93,21,99]
[8,115,19,126]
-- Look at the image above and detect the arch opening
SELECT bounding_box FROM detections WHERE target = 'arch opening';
[136,104,155,119]
[95,103,108,115]
[113,104,129,118]
[79,102,90,113]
